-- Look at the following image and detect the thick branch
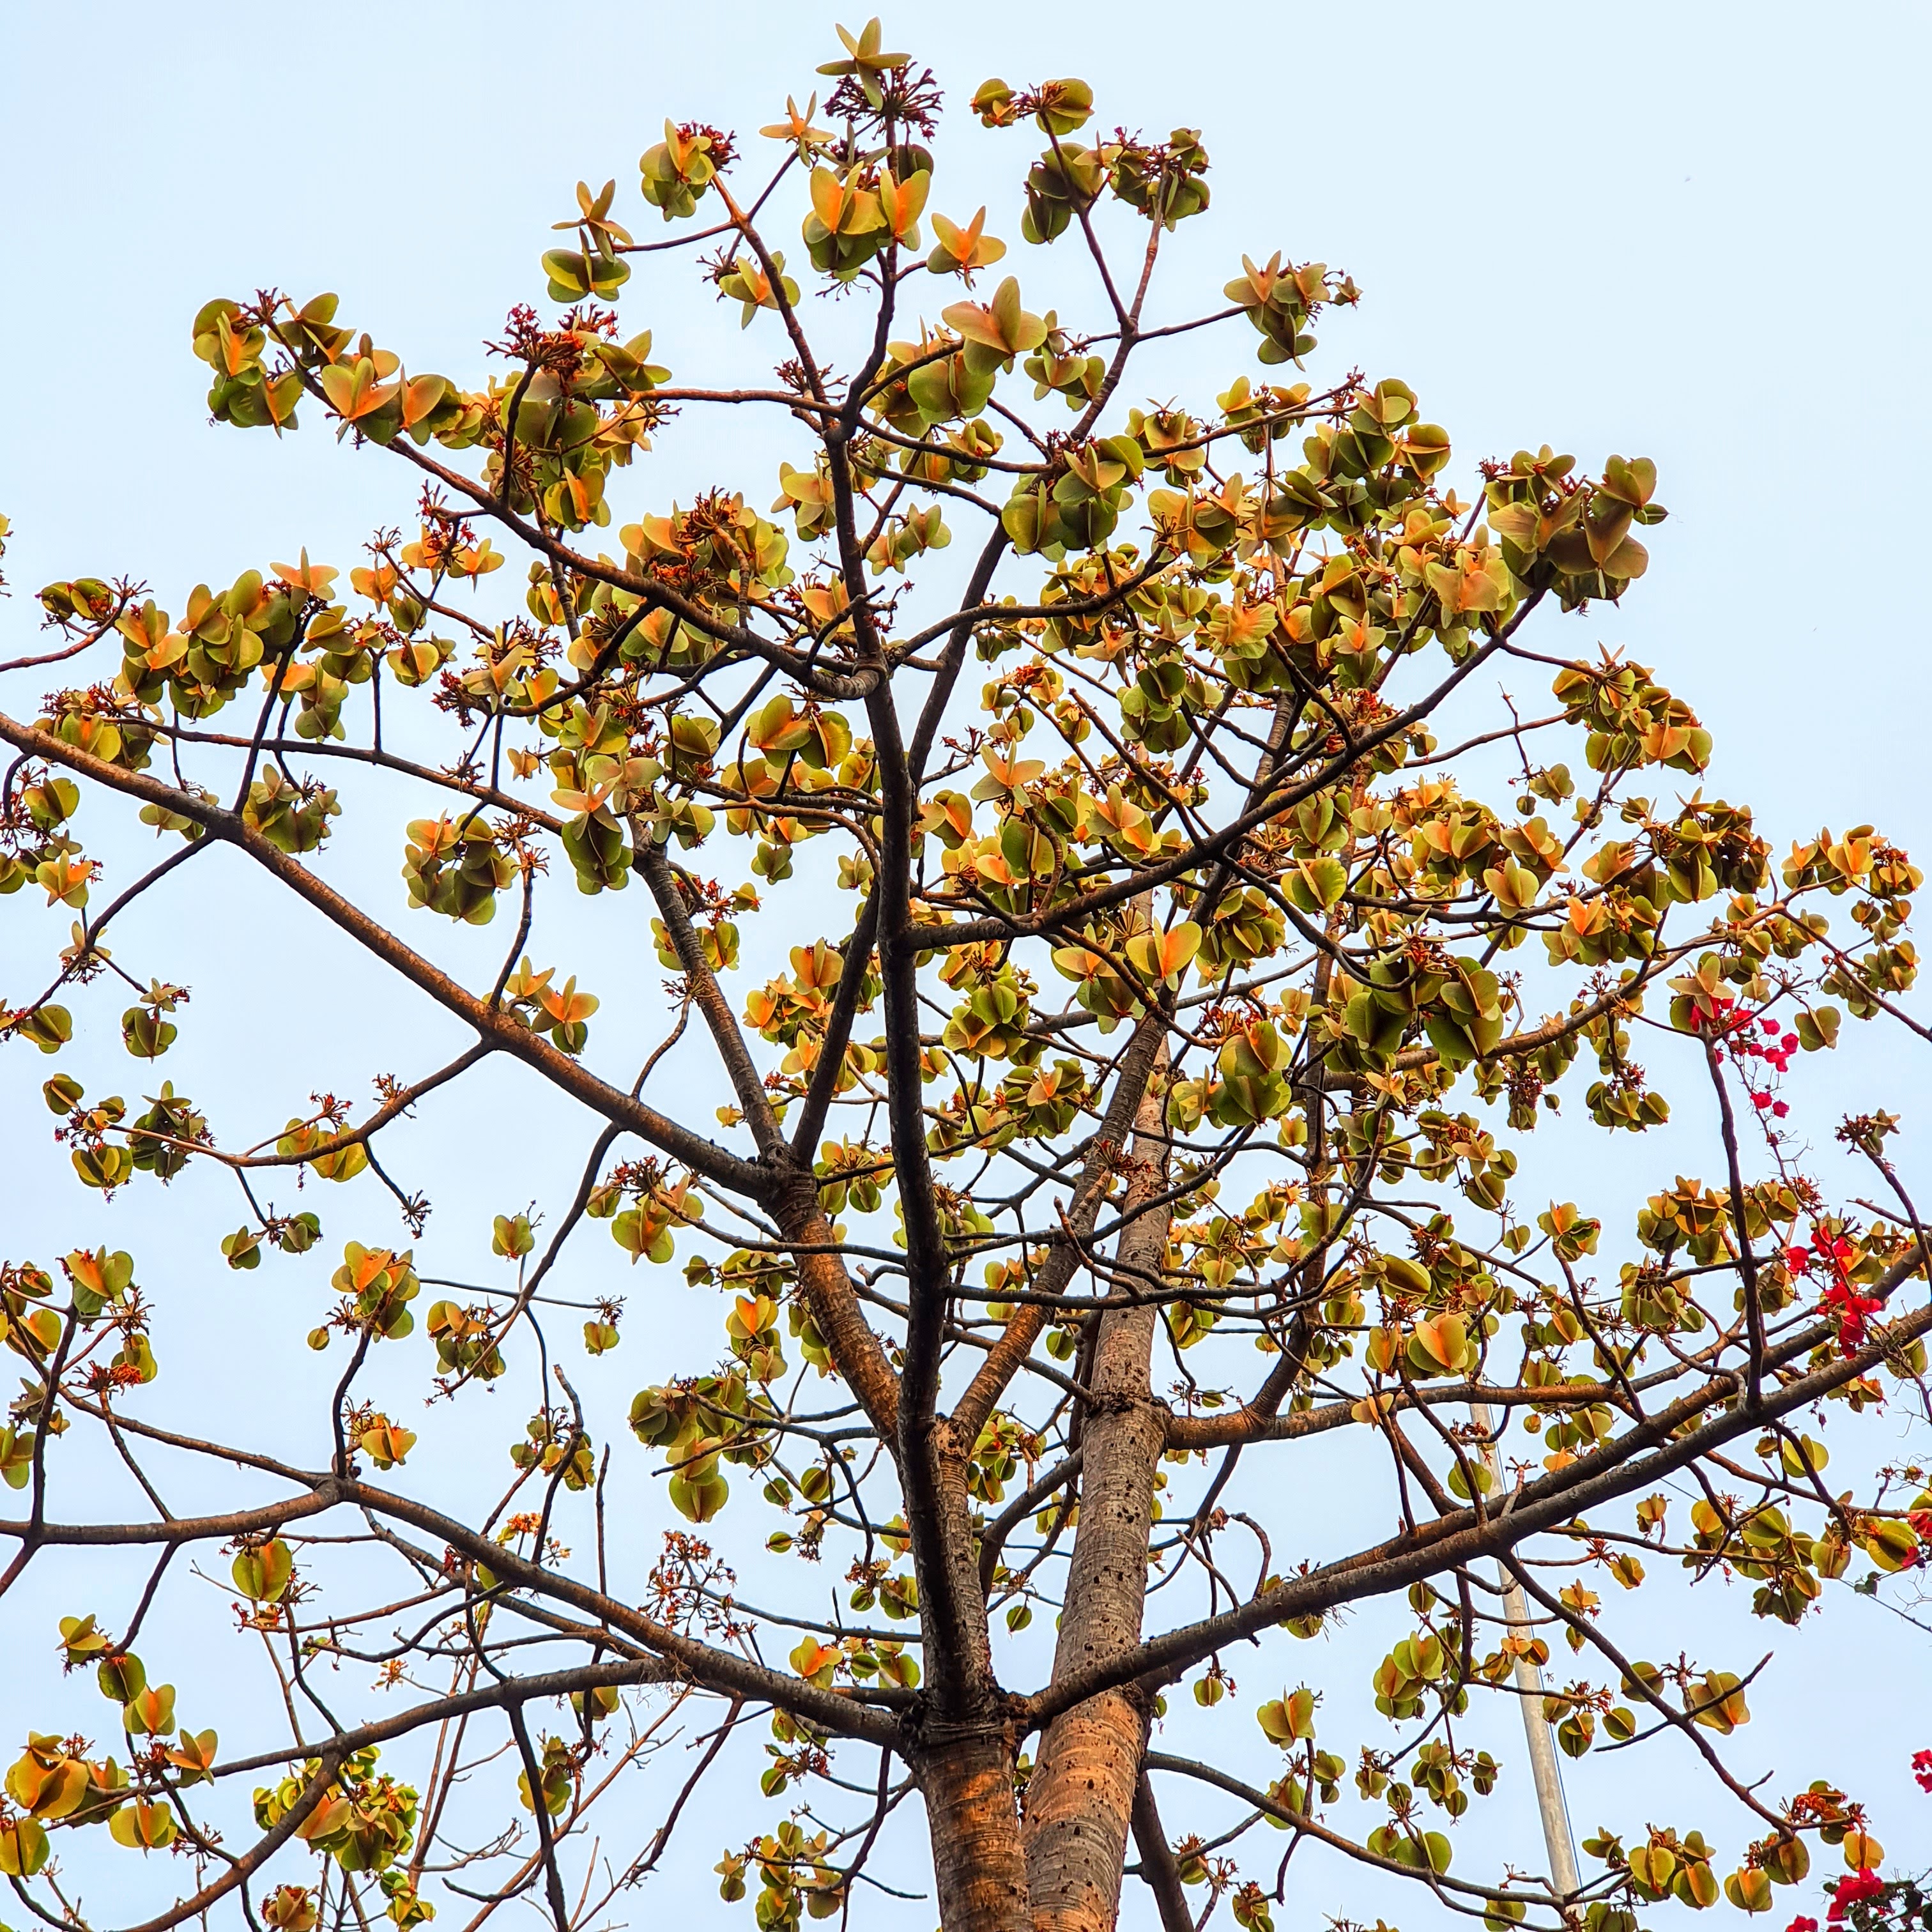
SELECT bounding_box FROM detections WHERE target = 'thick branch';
[949,1004,1169,1448]
[1023,1282,1932,1730]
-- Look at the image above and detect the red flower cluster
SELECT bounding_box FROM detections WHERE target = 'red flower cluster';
[1788,1234,1884,1354]
[1818,1280,1885,1353]
[1915,1745,1932,1792]
[1828,1869,1885,1921]
[1822,1283,1884,1351]
[1737,1014,1800,1118]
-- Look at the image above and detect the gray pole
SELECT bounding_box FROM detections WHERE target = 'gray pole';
[1471,1400,1582,1903]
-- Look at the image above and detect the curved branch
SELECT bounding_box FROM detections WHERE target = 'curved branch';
[1,1485,342,1552]
[636,834,785,1158]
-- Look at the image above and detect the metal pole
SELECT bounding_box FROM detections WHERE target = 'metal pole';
[1471,1400,1581,1901]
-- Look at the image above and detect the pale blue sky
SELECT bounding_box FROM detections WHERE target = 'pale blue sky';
[3,3,1930,1924]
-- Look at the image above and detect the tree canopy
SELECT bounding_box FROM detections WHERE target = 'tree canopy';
[2,20,1930,1932]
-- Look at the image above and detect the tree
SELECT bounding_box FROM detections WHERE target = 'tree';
[1,20,1929,1932]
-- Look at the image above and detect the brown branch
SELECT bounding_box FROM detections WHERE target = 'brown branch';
[635,836,784,1156]
[332,1477,900,1744]
[1164,1375,1634,1452]
[108,1749,344,1932]
[789,887,882,1160]
[1023,1275,1932,1730]
[977,1448,1082,1595]
[1,1485,342,1552]
[909,622,1530,951]
[1703,1029,1767,1410]
[1142,1752,1554,1914]
[0,711,767,1200]
[209,1661,673,1781]
[950,1004,1170,1447]
[1502,1558,1788,1838]
[1132,1771,1200,1932]
[625,1698,744,1883]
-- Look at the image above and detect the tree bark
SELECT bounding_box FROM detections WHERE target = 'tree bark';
[919,1728,1033,1932]
[1022,1070,1172,1931]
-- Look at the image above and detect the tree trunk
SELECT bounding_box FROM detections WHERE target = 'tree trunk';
[919,1728,1032,1932]
[1022,1075,1172,1931]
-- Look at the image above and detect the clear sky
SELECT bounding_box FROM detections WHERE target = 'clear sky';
[3,3,1930,1925]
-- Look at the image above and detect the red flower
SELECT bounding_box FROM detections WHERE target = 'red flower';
[1696,992,1739,1034]
[1752,1091,1774,1110]
[1761,1016,1782,1034]
[1772,1101,1790,1119]
[1820,1280,1884,1353]
[1828,1869,1886,1922]
[1788,1918,1818,1932]
[1915,1745,1932,1792]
